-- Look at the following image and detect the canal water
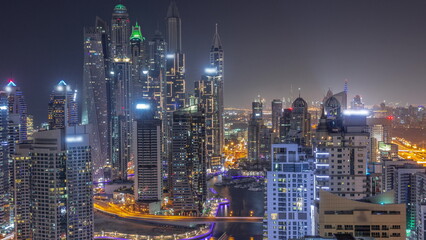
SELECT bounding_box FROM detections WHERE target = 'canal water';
[208,176,264,240]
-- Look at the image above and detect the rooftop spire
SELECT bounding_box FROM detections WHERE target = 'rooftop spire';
[167,0,180,18]
[211,23,223,51]
[130,22,145,41]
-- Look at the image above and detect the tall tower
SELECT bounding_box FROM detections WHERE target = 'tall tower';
[271,99,282,134]
[133,102,162,206]
[110,4,132,180]
[0,92,9,236]
[83,19,110,180]
[130,22,146,107]
[171,104,206,214]
[165,0,186,111]
[166,0,181,53]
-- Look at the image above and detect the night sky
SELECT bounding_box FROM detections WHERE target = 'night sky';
[1,0,426,124]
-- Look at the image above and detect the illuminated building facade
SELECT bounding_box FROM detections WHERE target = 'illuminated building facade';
[314,96,371,200]
[110,4,133,180]
[83,19,111,180]
[0,92,9,235]
[133,103,162,203]
[171,104,206,214]
[165,0,186,112]
[48,80,78,130]
[194,25,224,171]
[195,68,223,171]
[264,144,315,240]
[13,126,93,240]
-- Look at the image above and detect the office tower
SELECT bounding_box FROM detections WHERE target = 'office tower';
[314,96,371,200]
[165,0,186,111]
[171,104,206,214]
[289,97,311,146]
[210,24,224,78]
[248,98,271,164]
[264,144,315,240]
[195,67,223,171]
[14,126,93,240]
[48,80,78,130]
[319,191,406,239]
[110,4,132,180]
[0,92,9,236]
[83,19,111,180]
[133,102,162,205]
[271,99,282,134]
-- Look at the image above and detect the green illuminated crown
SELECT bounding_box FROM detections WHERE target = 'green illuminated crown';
[114,4,127,11]
[130,22,145,41]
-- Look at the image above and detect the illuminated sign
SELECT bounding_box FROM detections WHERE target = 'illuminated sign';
[142,70,148,75]
[0,106,7,110]
[343,109,369,116]
[66,136,83,143]
[136,103,150,110]
[379,142,392,152]
[166,54,175,59]
[205,67,217,74]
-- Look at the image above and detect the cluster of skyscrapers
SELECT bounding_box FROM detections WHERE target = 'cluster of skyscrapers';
[0,1,225,238]
[83,1,224,215]
[261,88,426,239]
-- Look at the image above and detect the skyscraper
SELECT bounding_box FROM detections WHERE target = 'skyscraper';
[130,22,146,107]
[110,4,132,180]
[133,102,162,205]
[165,0,186,111]
[83,19,110,180]
[4,80,28,234]
[13,126,93,240]
[147,28,167,119]
[271,99,282,135]
[171,104,206,215]
[0,92,9,236]
[48,80,78,130]
[195,67,224,171]
[248,97,271,165]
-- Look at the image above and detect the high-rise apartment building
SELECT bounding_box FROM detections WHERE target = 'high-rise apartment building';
[13,126,93,240]
[314,95,371,200]
[264,144,315,239]
[171,104,206,214]
[110,4,133,180]
[48,80,78,130]
[83,19,111,180]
